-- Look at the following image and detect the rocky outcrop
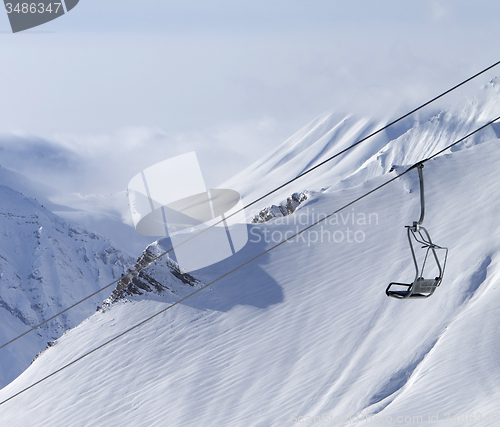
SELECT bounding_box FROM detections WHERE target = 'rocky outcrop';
[251,192,308,223]
[101,241,201,308]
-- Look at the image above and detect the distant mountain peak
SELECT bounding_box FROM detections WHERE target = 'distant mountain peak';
[0,184,133,388]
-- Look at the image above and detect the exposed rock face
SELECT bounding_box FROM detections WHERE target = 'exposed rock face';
[251,192,308,223]
[102,240,202,308]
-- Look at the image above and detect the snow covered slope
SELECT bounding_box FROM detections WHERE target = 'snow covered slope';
[0,185,133,388]
[226,77,500,215]
[0,163,153,258]
[1,80,500,426]
[50,191,155,259]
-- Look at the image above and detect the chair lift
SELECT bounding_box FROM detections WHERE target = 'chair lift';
[386,163,448,299]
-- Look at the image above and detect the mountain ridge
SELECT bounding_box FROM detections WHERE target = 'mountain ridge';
[0,184,133,388]
[1,79,500,425]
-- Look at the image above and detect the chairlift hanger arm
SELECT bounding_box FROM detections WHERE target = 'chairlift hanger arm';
[415,163,425,227]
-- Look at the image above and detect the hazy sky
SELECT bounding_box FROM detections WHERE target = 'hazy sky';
[1,0,500,192]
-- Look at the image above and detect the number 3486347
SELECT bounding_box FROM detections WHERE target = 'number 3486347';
[5,3,63,14]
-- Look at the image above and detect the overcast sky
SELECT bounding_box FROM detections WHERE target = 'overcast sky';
[1,0,500,193]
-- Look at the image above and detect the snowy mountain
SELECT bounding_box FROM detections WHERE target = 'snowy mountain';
[1,79,500,426]
[102,239,202,306]
[0,165,56,209]
[0,162,154,259]
[227,76,500,216]
[0,185,133,388]
[49,190,155,259]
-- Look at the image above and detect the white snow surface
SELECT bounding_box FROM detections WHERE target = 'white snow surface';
[226,77,500,217]
[1,80,500,426]
[0,186,133,388]
[0,163,154,259]
[50,191,155,259]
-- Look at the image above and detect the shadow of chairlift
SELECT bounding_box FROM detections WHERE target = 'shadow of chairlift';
[386,164,448,299]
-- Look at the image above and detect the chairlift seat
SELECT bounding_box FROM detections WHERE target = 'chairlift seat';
[386,277,441,299]
[386,163,448,300]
